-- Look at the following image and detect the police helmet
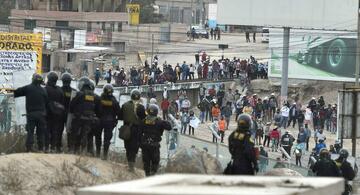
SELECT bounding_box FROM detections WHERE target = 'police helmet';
[78,77,93,91]
[148,104,159,116]
[32,73,44,84]
[339,149,349,159]
[237,114,252,132]
[103,84,113,96]
[47,71,58,83]
[130,89,141,100]
[150,98,157,104]
[61,72,72,84]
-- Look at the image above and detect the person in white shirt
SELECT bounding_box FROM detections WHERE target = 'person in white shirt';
[163,87,169,100]
[304,106,313,126]
[280,104,290,129]
[181,96,191,112]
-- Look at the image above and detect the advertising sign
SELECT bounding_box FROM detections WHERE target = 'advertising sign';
[269,28,357,82]
[217,0,357,31]
[127,4,140,25]
[74,30,86,48]
[0,33,43,89]
[208,4,217,28]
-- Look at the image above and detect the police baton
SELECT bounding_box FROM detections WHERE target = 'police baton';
[207,124,221,160]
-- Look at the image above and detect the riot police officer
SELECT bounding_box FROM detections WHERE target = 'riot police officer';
[61,72,77,151]
[335,149,356,195]
[96,84,121,160]
[280,130,294,159]
[69,77,101,154]
[312,148,340,177]
[139,104,171,176]
[226,114,258,175]
[45,71,65,153]
[14,73,48,152]
[119,89,146,171]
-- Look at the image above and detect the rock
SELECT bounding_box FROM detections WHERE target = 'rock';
[165,147,223,174]
[264,168,303,177]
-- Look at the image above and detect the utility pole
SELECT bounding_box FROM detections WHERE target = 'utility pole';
[151,34,154,65]
[356,0,360,87]
[191,0,194,25]
[280,27,290,104]
[351,0,360,157]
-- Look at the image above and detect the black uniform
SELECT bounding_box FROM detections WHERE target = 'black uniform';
[335,158,356,195]
[45,83,65,152]
[312,157,340,177]
[119,100,146,166]
[69,90,101,154]
[14,82,48,152]
[62,85,76,150]
[96,94,121,158]
[280,133,294,159]
[140,116,171,176]
[227,131,258,175]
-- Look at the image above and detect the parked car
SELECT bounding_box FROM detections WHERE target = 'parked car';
[187,26,209,39]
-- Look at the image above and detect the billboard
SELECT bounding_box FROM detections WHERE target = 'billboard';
[217,0,358,31]
[0,33,43,89]
[208,4,217,28]
[269,28,357,82]
[127,4,140,25]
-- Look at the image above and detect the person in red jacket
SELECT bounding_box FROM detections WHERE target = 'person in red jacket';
[270,127,280,152]
[161,98,170,120]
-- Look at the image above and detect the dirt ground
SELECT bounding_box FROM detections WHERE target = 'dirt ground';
[0,153,144,195]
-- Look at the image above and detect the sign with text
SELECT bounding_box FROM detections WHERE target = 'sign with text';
[126,4,140,25]
[0,33,43,89]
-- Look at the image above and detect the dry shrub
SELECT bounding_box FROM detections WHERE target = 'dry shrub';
[51,161,81,188]
[0,130,26,154]
[0,161,24,192]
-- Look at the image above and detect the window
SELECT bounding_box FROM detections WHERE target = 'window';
[101,22,106,31]
[117,22,122,32]
[110,22,115,32]
[24,19,36,30]
[67,53,76,62]
[87,22,92,32]
[56,21,69,28]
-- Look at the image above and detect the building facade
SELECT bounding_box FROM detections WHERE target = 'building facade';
[9,0,128,75]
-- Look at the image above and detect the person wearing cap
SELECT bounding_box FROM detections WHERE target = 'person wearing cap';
[270,127,280,152]
[14,73,48,152]
[268,93,277,119]
[280,104,290,129]
[94,68,101,86]
[263,122,271,147]
[308,97,317,112]
[297,109,305,131]
[287,102,298,128]
[262,97,270,122]
[325,104,333,132]
[280,130,294,159]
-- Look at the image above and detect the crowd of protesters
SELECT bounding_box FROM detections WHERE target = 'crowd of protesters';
[95,54,268,87]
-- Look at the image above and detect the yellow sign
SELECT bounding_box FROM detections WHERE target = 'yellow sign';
[0,33,43,74]
[126,4,140,25]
